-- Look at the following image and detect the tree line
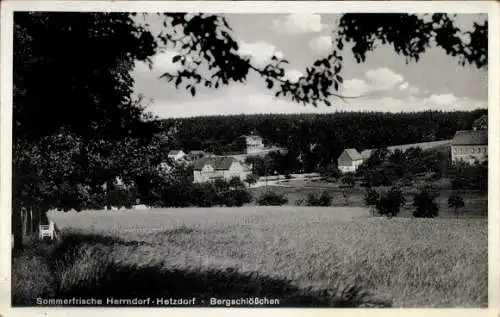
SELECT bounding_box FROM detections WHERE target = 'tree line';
[159,109,486,172]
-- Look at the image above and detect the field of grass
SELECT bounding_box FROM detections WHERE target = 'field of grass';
[10,206,487,307]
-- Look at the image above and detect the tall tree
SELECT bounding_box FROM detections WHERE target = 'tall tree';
[12,12,159,250]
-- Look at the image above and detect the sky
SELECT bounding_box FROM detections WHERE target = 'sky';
[131,13,488,119]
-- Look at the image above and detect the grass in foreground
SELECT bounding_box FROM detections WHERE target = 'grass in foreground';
[12,230,388,307]
[14,206,488,307]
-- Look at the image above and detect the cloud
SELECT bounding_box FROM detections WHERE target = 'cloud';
[284,69,304,83]
[365,68,404,90]
[146,80,487,119]
[309,35,333,54]
[134,50,181,74]
[409,87,420,95]
[398,82,409,91]
[341,67,405,97]
[426,93,459,105]
[238,41,284,67]
[273,14,325,34]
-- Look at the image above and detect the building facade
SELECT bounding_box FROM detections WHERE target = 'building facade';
[451,130,488,164]
[193,156,252,183]
[243,135,265,154]
[337,148,364,173]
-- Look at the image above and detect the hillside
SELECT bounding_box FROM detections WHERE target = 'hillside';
[156,110,486,168]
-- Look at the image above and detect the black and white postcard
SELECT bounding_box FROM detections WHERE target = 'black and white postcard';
[1,1,498,317]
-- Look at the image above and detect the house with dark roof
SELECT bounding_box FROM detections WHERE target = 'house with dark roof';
[472,114,488,131]
[167,150,186,161]
[451,130,488,164]
[192,156,251,183]
[337,148,363,173]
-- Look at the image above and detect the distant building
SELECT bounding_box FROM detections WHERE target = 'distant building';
[193,156,252,183]
[167,150,186,161]
[451,130,488,164]
[241,134,265,154]
[472,114,488,131]
[338,148,363,173]
[360,149,372,161]
[187,150,206,161]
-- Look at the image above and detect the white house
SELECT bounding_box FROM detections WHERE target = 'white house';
[193,156,251,183]
[451,130,488,164]
[241,135,265,154]
[337,148,364,173]
[167,150,186,161]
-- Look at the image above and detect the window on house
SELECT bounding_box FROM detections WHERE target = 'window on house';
[471,148,475,154]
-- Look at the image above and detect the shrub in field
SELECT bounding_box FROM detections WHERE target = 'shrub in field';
[364,188,380,216]
[451,161,487,192]
[448,193,465,217]
[306,190,332,206]
[341,174,356,188]
[224,189,253,207]
[413,186,439,218]
[191,183,218,207]
[295,198,305,206]
[245,173,258,186]
[375,186,405,218]
[257,191,288,206]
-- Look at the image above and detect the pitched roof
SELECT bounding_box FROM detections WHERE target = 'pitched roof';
[189,150,205,155]
[342,148,363,161]
[360,149,372,160]
[473,115,488,128]
[451,130,488,145]
[168,150,183,156]
[193,156,237,171]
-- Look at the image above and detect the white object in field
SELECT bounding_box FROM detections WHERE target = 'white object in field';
[39,221,55,240]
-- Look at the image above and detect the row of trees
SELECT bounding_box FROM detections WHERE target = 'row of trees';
[364,186,469,218]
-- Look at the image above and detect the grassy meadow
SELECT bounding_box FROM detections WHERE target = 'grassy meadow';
[12,206,487,307]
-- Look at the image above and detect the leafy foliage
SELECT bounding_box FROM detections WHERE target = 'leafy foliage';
[413,186,440,218]
[257,191,288,206]
[448,193,465,216]
[375,187,406,218]
[306,191,333,207]
[450,161,488,192]
[364,188,380,207]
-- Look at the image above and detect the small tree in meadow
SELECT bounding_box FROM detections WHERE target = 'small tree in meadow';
[364,188,380,216]
[448,193,465,217]
[375,186,405,218]
[245,173,258,187]
[413,186,439,218]
[342,174,356,188]
[306,190,332,206]
[257,190,288,206]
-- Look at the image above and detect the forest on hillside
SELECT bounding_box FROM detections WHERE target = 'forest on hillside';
[157,109,487,166]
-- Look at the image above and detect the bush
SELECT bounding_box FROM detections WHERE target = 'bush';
[448,193,465,216]
[257,191,288,206]
[363,188,380,206]
[375,186,405,218]
[341,174,356,188]
[306,190,332,206]
[225,189,253,207]
[413,186,439,218]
